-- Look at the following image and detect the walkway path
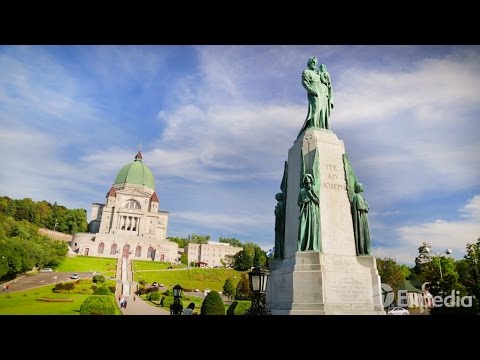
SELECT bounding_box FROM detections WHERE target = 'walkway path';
[115,256,170,315]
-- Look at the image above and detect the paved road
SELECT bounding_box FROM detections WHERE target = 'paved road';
[4,272,94,293]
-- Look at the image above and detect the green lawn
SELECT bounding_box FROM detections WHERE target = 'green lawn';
[134,267,245,292]
[54,256,117,274]
[133,260,184,271]
[0,279,120,315]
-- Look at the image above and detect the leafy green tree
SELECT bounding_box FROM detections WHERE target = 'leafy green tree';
[167,236,189,248]
[200,290,225,315]
[232,250,253,271]
[0,196,16,217]
[455,238,480,313]
[410,242,434,285]
[399,264,411,279]
[235,273,251,300]
[222,278,236,300]
[219,237,243,247]
[243,242,257,258]
[180,253,188,264]
[376,258,406,303]
[253,247,267,267]
[190,234,210,244]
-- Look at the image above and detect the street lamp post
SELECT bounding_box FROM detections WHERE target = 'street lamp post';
[170,284,184,315]
[245,267,271,315]
[423,247,452,280]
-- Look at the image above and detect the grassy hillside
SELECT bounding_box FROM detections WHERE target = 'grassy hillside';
[55,256,117,275]
[134,266,245,292]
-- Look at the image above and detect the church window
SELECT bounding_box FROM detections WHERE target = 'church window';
[124,200,141,210]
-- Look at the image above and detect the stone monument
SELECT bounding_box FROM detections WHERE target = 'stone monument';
[265,57,385,315]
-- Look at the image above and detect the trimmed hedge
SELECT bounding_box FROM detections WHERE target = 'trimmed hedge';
[93,286,111,295]
[201,291,225,315]
[80,295,117,315]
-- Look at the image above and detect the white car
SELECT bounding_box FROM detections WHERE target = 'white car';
[387,307,409,315]
[40,268,53,273]
[70,273,79,279]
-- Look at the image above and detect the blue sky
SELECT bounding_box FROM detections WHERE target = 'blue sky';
[0,45,479,266]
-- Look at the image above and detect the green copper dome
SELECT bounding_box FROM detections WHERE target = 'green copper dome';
[114,151,155,190]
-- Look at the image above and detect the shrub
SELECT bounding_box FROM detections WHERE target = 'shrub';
[64,283,74,291]
[53,283,65,291]
[80,295,117,315]
[162,296,183,309]
[226,300,251,315]
[149,291,160,302]
[92,275,106,283]
[201,291,225,315]
[93,286,111,295]
[108,286,116,294]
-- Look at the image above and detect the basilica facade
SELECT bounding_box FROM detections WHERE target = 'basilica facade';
[71,151,178,262]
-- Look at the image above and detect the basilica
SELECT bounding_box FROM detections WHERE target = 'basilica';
[71,151,178,262]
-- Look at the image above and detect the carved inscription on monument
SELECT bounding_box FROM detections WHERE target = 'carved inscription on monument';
[326,273,370,303]
[322,163,346,191]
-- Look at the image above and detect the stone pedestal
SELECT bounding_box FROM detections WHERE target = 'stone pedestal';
[266,129,385,315]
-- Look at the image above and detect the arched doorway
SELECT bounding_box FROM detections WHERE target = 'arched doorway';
[135,245,142,257]
[98,242,105,254]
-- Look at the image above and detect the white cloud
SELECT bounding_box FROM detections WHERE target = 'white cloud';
[376,195,480,265]
[172,210,271,236]
[149,103,302,182]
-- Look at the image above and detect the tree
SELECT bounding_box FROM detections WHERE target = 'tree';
[222,278,236,300]
[253,247,267,267]
[219,237,243,247]
[376,257,406,304]
[232,250,253,271]
[167,236,189,248]
[235,273,251,300]
[456,238,480,313]
[190,234,210,244]
[399,264,411,279]
[200,290,225,315]
[180,253,188,264]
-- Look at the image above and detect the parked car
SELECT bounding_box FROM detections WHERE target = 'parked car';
[40,268,53,273]
[70,273,79,279]
[387,307,409,315]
